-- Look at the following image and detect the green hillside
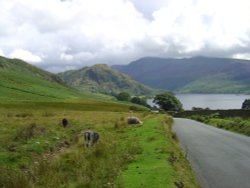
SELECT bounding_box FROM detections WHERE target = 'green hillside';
[58,64,156,96]
[0,56,83,101]
[177,74,250,93]
[113,56,250,94]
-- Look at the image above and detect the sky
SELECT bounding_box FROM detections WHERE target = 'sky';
[0,0,250,72]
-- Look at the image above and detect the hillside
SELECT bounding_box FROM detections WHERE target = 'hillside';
[0,56,82,101]
[113,56,250,93]
[58,64,155,96]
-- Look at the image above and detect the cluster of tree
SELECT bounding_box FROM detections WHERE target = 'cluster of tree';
[116,92,148,107]
[116,92,183,112]
[153,92,183,112]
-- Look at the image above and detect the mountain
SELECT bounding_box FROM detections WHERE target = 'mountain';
[112,56,250,94]
[0,56,81,101]
[58,64,155,96]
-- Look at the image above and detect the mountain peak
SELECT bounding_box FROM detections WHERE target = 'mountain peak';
[58,64,155,95]
[92,64,109,68]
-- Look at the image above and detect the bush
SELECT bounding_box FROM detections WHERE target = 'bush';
[130,97,147,106]
[116,92,131,101]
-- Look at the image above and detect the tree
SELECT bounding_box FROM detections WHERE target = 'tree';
[153,93,183,112]
[116,92,131,101]
[131,96,147,106]
[242,99,250,109]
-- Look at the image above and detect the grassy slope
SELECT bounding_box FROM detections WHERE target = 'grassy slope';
[117,116,199,188]
[177,74,250,93]
[0,56,83,101]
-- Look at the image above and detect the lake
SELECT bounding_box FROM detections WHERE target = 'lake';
[148,94,250,110]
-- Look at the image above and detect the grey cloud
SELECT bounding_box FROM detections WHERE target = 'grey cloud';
[0,0,250,73]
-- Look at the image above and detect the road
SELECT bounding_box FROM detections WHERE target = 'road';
[172,118,250,188]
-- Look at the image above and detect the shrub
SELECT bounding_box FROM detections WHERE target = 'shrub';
[130,96,147,106]
[116,92,131,101]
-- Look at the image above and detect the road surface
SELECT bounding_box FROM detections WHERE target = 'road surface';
[172,118,250,188]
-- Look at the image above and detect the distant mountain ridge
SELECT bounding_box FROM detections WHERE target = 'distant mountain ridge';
[112,56,250,94]
[58,64,155,95]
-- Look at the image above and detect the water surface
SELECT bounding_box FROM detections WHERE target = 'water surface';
[148,94,250,110]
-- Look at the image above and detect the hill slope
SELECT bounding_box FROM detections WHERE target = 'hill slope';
[113,56,250,93]
[58,64,155,95]
[0,56,81,101]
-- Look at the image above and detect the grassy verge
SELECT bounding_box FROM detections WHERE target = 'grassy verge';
[117,115,199,188]
[189,114,250,136]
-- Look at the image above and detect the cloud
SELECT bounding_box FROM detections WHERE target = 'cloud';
[147,0,250,54]
[130,0,167,19]
[0,0,250,72]
[60,53,74,62]
[0,49,5,56]
[233,53,250,60]
[9,49,42,63]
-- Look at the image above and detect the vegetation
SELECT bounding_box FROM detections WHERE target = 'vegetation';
[58,64,156,96]
[188,114,250,136]
[130,96,148,107]
[0,102,199,188]
[0,56,83,101]
[153,93,183,112]
[0,103,130,187]
[117,116,199,188]
[116,93,148,107]
[0,56,198,187]
[116,92,131,101]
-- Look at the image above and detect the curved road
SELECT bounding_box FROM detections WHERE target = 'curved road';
[173,118,250,188]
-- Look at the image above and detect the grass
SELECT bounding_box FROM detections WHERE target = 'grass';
[117,118,175,187]
[207,118,250,136]
[117,116,199,188]
[0,68,82,101]
[0,105,133,187]
[189,114,250,136]
[0,101,198,188]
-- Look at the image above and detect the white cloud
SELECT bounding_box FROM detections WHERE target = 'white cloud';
[147,0,250,53]
[0,0,250,72]
[233,53,250,60]
[0,49,5,56]
[9,49,42,63]
[60,53,74,62]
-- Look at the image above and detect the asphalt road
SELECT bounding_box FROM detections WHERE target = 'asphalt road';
[172,118,250,188]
